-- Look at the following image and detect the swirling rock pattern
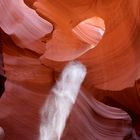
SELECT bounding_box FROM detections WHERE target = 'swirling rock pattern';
[0,0,53,53]
[0,0,140,140]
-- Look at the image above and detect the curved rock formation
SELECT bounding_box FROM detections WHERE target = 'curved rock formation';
[0,0,140,140]
[29,0,140,90]
[0,0,53,53]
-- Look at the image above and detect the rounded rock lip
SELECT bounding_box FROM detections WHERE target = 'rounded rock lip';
[40,16,105,62]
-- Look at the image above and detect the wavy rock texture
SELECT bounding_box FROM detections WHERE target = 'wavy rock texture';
[0,0,140,140]
[62,91,134,140]
[0,0,53,54]
[32,0,140,90]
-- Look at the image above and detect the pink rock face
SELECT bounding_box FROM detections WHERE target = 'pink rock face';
[0,0,140,140]
[0,0,53,53]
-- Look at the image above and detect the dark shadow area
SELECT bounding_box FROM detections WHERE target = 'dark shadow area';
[0,74,6,97]
[0,29,6,97]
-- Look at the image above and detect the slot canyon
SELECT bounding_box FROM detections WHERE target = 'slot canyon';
[0,0,140,140]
